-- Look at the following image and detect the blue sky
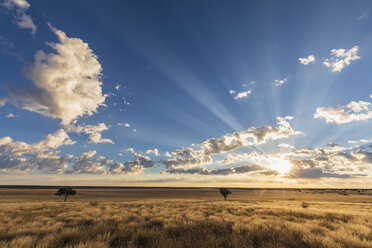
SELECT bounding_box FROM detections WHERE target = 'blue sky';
[0,0,371,187]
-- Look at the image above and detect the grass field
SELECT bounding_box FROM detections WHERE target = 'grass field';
[0,188,371,248]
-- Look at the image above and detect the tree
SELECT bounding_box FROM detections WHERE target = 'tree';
[219,187,232,201]
[55,187,77,202]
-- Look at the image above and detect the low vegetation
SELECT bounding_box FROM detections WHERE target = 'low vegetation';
[0,188,371,248]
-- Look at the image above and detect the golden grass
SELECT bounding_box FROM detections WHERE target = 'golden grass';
[0,188,371,247]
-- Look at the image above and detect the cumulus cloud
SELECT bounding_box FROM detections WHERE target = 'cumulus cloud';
[0,129,75,171]
[5,113,16,118]
[70,150,109,174]
[323,46,360,72]
[65,123,113,144]
[3,0,37,35]
[299,55,316,65]
[314,100,372,124]
[278,143,295,149]
[166,164,278,176]
[274,78,288,87]
[9,24,106,125]
[229,90,236,95]
[162,116,301,172]
[115,84,120,91]
[233,90,251,100]
[146,148,160,156]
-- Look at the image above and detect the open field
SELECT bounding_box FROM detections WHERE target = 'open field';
[0,188,372,248]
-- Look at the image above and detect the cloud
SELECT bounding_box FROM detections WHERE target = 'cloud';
[115,84,121,91]
[146,148,160,156]
[278,143,295,149]
[314,100,372,124]
[9,24,106,125]
[0,129,75,171]
[299,55,315,65]
[166,164,278,176]
[358,12,368,21]
[5,113,16,118]
[323,46,360,72]
[233,90,251,100]
[162,116,301,171]
[229,90,236,95]
[348,138,372,144]
[274,78,288,87]
[117,122,130,127]
[70,150,109,174]
[3,0,37,35]
[0,98,7,107]
[65,123,113,144]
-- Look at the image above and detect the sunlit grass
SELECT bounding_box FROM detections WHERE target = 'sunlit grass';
[0,189,371,247]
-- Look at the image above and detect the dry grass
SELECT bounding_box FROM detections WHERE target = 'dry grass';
[0,188,371,248]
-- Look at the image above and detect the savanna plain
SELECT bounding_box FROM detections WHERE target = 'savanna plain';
[0,187,371,248]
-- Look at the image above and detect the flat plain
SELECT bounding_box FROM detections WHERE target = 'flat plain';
[0,187,371,248]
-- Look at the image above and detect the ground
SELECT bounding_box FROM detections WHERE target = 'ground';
[0,188,371,248]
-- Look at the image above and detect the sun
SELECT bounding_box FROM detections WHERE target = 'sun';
[270,158,292,175]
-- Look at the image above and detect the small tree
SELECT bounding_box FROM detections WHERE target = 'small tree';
[55,187,77,202]
[219,187,232,201]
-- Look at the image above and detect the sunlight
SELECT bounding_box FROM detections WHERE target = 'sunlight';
[270,158,292,175]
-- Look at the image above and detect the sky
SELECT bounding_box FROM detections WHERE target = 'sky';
[0,0,371,188]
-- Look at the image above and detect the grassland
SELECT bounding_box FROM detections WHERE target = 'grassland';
[0,188,371,248]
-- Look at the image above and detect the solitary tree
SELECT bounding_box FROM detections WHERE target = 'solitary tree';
[219,187,232,201]
[55,187,77,202]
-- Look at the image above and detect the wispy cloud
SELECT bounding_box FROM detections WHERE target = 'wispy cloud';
[274,78,288,87]
[3,0,37,35]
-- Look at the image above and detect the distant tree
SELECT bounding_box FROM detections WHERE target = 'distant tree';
[219,187,232,201]
[55,187,77,202]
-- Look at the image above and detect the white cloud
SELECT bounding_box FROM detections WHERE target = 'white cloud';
[9,24,106,125]
[0,129,75,172]
[146,148,160,156]
[117,122,130,127]
[314,100,372,124]
[115,84,121,91]
[66,123,113,144]
[274,77,288,87]
[162,116,302,170]
[229,90,236,95]
[233,90,251,100]
[165,151,172,157]
[3,0,36,35]
[278,143,295,149]
[88,132,114,144]
[0,98,7,107]
[299,55,316,65]
[323,46,360,72]
[6,113,16,118]
[348,138,372,144]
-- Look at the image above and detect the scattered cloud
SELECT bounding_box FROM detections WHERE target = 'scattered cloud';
[358,12,368,21]
[314,100,372,124]
[299,55,316,65]
[323,46,360,72]
[278,143,295,149]
[8,24,107,125]
[233,90,251,100]
[117,122,130,127]
[146,148,160,157]
[229,90,236,95]
[0,129,75,172]
[115,84,121,91]
[66,123,113,144]
[162,116,302,172]
[0,98,7,107]
[3,0,37,35]
[5,113,16,118]
[274,77,288,87]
